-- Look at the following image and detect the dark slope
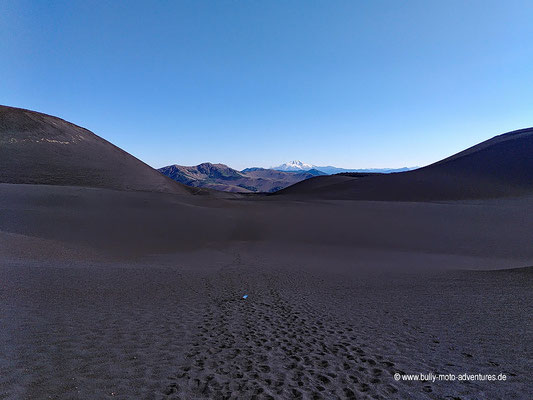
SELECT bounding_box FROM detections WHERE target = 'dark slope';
[278,127,533,201]
[0,106,191,194]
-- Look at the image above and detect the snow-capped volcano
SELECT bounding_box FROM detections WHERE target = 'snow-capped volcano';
[273,160,316,171]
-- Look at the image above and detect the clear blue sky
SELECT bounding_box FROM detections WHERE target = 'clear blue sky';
[1,1,532,170]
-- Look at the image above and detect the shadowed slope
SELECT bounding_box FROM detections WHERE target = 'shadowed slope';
[278,127,533,200]
[0,106,190,194]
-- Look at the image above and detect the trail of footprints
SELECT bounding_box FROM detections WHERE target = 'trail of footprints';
[163,274,399,399]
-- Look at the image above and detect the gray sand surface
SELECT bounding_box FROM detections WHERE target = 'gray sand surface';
[1,249,531,399]
[1,184,533,399]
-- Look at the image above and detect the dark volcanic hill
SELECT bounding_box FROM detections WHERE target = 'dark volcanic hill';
[159,163,322,193]
[278,127,533,201]
[0,106,190,194]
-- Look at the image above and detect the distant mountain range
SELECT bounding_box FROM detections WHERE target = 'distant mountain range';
[3,104,533,201]
[158,163,325,193]
[159,161,415,193]
[273,160,416,174]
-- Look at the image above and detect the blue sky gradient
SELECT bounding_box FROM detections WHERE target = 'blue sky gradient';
[1,1,532,170]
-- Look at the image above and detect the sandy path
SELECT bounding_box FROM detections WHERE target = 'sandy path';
[164,255,400,399]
